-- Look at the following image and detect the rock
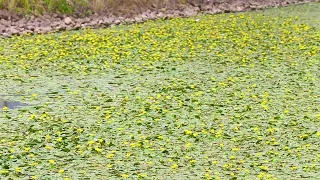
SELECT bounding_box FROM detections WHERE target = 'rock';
[0,10,11,20]
[24,30,32,34]
[0,19,8,26]
[134,16,143,23]
[0,24,6,33]
[193,7,200,11]
[218,3,231,12]
[2,32,11,37]
[66,26,74,30]
[18,31,28,36]
[10,14,20,22]
[34,27,41,33]
[230,2,246,12]
[157,12,165,18]
[200,4,212,11]
[41,26,53,33]
[53,13,64,19]
[124,18,134,23]
[141,13,148,20]
[27,25,35,31]
[206,7,223,14]
[114,19,121,25]
[98,19,104,25]
[57,25,66,31]
[51,21,61,27]
[8,26,19,35]
[184,8,198,17]
[40,21,51,27]
[64,17,72,25]
[78,17,91,24]
[16,19,26,28]
[81,24,87,28]
[83,17,91,23]
[103,17,114,24]
[74,24,81,30]
[149,12,158,19]
[42,14,51,20]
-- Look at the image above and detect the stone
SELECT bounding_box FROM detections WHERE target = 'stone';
[74,24,81,30]
[114,19,121,25]
[134,16,143,23]
[27,25,35,31]
[184,8,198,17]
[64,17,72,25]
[157,12,165,18]
[51,21,60,27]
[0,10,11,20]
[0,24,6,33]
[34,27,41,33]
[0,19,8,26]
[40,21,51,27]
[103,17,114,24]
[2,33,11,37]
[8,26,19,35]
[41,26,53,33]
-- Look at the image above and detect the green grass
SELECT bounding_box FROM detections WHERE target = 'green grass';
[0,3,320,179]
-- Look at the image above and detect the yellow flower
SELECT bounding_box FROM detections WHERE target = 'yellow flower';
[259,165,268,171]
[49,159,55,164]
[138,173,147,178]
[95,147,102,153]
[232,147,239,151]
[0,170,9,174]
[212,160,217,165]
[106,153,115,159]
[24,147,31,152]
[185,130,193,135]
[121,174,129,178]
[45,145,52,150]
[15,167,21,173]
[59,169,65,174]
[171,164,178,169]
[189,160,196,164]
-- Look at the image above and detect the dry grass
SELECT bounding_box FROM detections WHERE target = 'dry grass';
[0,0,205,15]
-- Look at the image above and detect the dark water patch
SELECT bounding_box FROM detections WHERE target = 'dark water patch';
[0,99,28,110]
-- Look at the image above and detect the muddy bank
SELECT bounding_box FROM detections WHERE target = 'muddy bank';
[0,0,318,37]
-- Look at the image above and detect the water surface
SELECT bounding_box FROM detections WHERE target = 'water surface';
[0,99,28,110]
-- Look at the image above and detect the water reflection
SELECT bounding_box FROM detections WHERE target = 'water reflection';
[0,99,28,110]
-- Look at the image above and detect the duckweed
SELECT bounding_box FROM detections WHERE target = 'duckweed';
[0,3,320,180]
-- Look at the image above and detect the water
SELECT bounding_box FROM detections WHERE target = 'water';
[0,99,28,110]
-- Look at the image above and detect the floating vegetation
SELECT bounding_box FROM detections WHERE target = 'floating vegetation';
[0,4,319,179]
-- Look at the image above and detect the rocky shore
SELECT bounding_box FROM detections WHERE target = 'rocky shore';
[0,0,318,37]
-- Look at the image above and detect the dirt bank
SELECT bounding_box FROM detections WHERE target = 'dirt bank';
[0,0,318,37]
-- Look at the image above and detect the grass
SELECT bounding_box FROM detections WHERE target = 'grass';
[0,0,195,15]
[0,2,320,179]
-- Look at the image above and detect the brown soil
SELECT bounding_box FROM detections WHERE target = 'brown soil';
[0,0,318,37]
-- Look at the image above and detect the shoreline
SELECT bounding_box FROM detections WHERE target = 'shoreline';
[0,0,319,37]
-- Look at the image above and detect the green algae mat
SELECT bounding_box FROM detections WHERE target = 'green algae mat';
[1,3,320,180]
